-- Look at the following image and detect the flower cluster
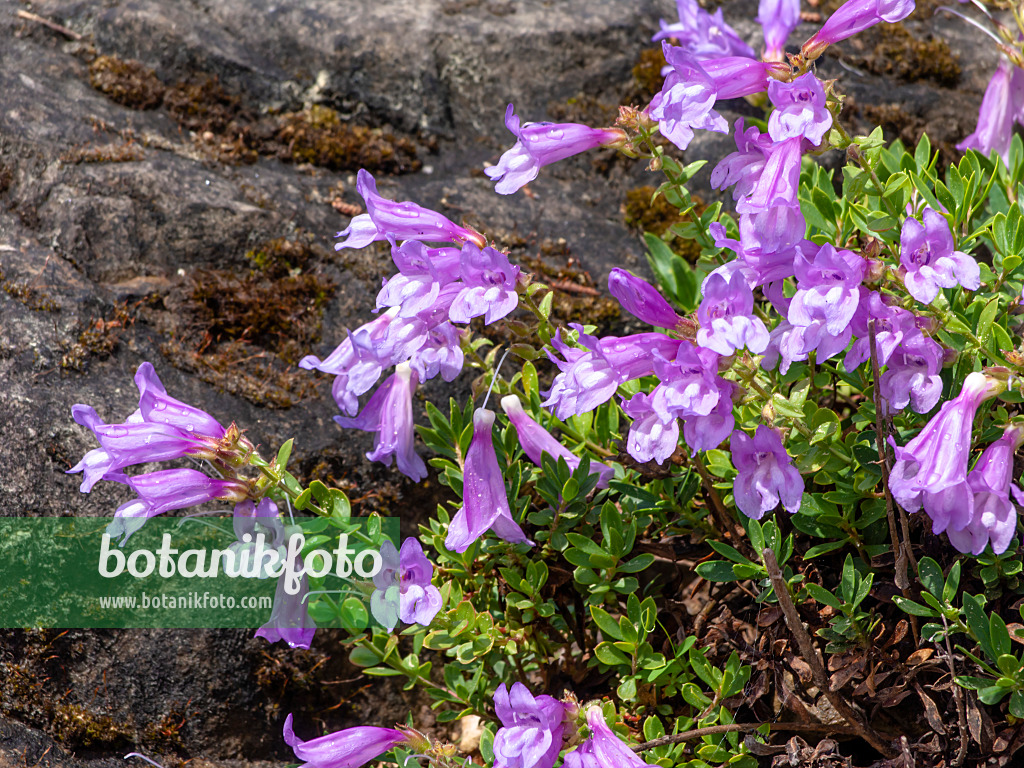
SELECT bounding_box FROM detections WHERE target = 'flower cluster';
[69,362,252,544]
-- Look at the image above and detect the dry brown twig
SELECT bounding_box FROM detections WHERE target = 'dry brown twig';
[762,548,897,758]
[15,10,82,39]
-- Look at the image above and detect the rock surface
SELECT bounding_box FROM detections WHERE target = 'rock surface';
[0,0,997,764]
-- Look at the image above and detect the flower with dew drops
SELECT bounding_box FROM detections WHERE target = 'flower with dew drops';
[445,408,533,553]
[283,713,409,768]
[889,372,1003,535]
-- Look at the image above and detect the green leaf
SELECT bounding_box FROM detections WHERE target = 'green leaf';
[276,438,294,471]
[591,606,624,640]
[696,560,741,582]
[644,233,698,311]
[805,582,844,610]
[918,557,945,600]
[893,596,939,617]
[349,645,380,667]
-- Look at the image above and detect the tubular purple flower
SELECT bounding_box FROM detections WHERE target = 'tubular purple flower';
[957,59,1024,164]
[68,405,210,493]
[108,468,247,545]
[702,57,791,100]
[711,119,773,202]
[737,137,803,214]
[486,104,627,195]
[542,328,684,420]
[696,271,770,355]
[135,362,227,439]
[608,268,683,328]
[759,0,801,60]
[889,372,1003,534]
[283,713,407,768]
[257,569,317,650]
[900,207,981,304]
[802,0,915,58]
[377,240,461,318]
[844,289,919,370]
[878,333,944,415]
[653,0,755,60]
[563,706,655,768]
[409,322,464,383]
[683,383,738,453]
[789,243,866,335]
[947,426,1024,556]
[373,537,443,629]
[500,395,614,487]
[650,343,725,422]
[397,538,443,626]
[731,426,804,519]
[647,43,728,151]
[445,408,533,553]
[335,363,426,482]
[767,73,833,145]
[336,169,486,250]
[449,243,520,324]
[493,683,566,768]
[622,392,680,465]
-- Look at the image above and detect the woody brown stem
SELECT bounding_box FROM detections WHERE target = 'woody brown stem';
[762,549,896,758]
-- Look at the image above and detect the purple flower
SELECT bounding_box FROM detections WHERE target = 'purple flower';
[759,0,801,60]
[231,497,286,567]
[789,243,866,335]
[701,58,791,100]
[336,169,486,250]
[500,395,614,487]
[622,392,680,465]
[283,713,407,768]
[377,241,461,318]
[708,217,810,287]
[486,104,626,195]
[683,380,738,453]
[335,363,427,482]
[889,372,1002,534]
[563,706,655,768]
[301,309,427,416]
[653,0,755,60]
[711,119,774,203]
[449,243,520,324]
[257,567,317,650]
[844,289,919,370]
[647,43,728,151]
[409,322,464,383]
[697,271,770,355]
[608,268,683,328]
[878,332,944,415]
[445,408,533,553]
[737,137,803,214]
[68,362,228,492]
[803,0,916,58]
[371,538,443,631]
[493,683,566,768]
[957,59,1024,164]
[543,328,683,420]
[108,468,247,545]
[947,426,1024,556]
[731,426,804,519]
[650,342,725,422]
[767,72,833,146]
[900,207,981,304]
